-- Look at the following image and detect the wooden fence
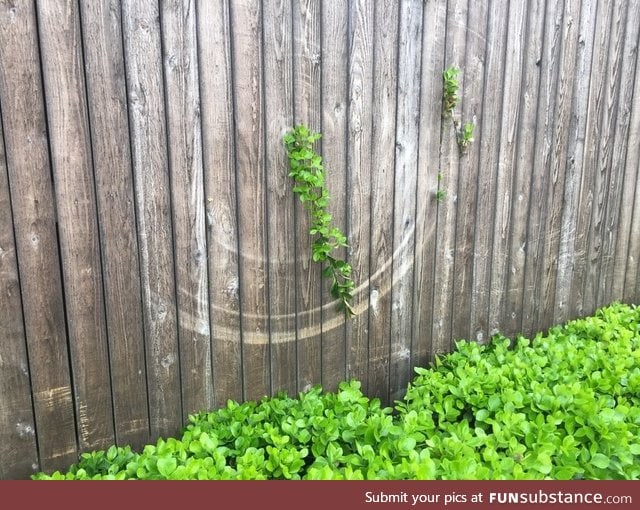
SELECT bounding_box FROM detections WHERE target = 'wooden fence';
[0,0,638,479]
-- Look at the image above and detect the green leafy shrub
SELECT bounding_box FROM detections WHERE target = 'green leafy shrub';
[33,302,639,480]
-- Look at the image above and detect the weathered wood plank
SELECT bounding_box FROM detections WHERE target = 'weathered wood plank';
[451,0,488,342]
[389,0,422,402]
[521,0,565,335]
[555,0,599,323]
[600,0,639,304]
[0,114,38,479]
[263,0,297,397]
[413,0,446,366]
[36,0,114,451]
[367,0,399,404]
[161,0,213,418]
[79,0,150,449]
[122,0,182,438]
[292,0,323,393]
[488,0,528,337]
[320,0,349,392]
[0,0,77,473]
[432,0,467,355]
[197,0,243,406]
[346,0,374,390]
[230,0,271,401]
[469,0,509,344]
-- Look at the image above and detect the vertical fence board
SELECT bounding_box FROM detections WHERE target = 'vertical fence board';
[263,0,296,396]
[197,0,243,406]
[161,0,213,418]
[389,0,422,402]
[293,0,322,392]
[37,0,114,451]
[367,0,398,403]
[0,118,38,479]
[79,0,150,449]
[0,0,77,473]
[231,0,271,401]
[320,0,349,393]
[346,0,374,389]
[122,0,182,438]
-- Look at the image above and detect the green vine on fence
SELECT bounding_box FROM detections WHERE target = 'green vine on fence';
[283,125,355,318]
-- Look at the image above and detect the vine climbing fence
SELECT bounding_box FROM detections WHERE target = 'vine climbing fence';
[0,0,639,479]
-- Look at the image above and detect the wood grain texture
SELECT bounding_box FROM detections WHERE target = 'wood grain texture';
[161,0,213,418]
[389,0,422,402]
[196,0,243,406]
[367,0,399,404]
[230,0,271,401]
[122,0,182,438]
[263,0,296,396]
[36,0,114,451]
[0,0,77,474]
[0,114,38,479]
[320,0,349,393]
[79,0,150,449]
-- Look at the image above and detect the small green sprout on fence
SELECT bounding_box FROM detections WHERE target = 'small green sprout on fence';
[457,122,475,154]
[442,66,459,120]
[283,125,355,317]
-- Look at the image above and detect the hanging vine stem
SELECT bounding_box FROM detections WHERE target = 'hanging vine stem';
[283,125,355,318]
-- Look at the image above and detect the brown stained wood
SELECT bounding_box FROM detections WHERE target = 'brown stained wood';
[469,0,508,344]
[346,0,374,390]
[263,0,296,397]
[521,0,565,335]
[451,0,487,343]
[390,0,422,403]
[78,0,149,450]
[36,0,114,452]
[432,0,467,355]
[197,0,242,406]
[569,1,616,319]
[293,0,322,392]
[161,0,213,418]
[488,0,527,337]
[413,0,445,366]
[0,118,38,479]
[122,0,182,438]
[599,1,639,305]
[622,14,640,302]
[555,0,598,323]
[0,0,77,473]
[230,0,271,401]
[320,0,348,392]
[367,0,399,404]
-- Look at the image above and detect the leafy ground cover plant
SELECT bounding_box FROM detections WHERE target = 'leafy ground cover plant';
[33,302,639,480]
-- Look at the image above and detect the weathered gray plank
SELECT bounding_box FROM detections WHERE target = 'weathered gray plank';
[36,0,114,451]
[292,0,323,393]
[600,0,639,304]
[263,0,296,397]
[432,0,467,354]
[320,0,348,392]
[0,0,77,473]
[230,0,271,401]
[0,112,38,479]
[197,0,243,406]
[161,0,213,418]
[367,0,399,404]
[346,0,374,389]
[469,0,509,344]
[390,0,422,402]
[555,0,599,323]
[451,0,488,342]
[122,0,182,437]
[79,0,149,450]
[413,0,446,366]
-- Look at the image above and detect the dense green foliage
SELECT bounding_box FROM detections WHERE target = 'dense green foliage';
[33,303,639,480]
